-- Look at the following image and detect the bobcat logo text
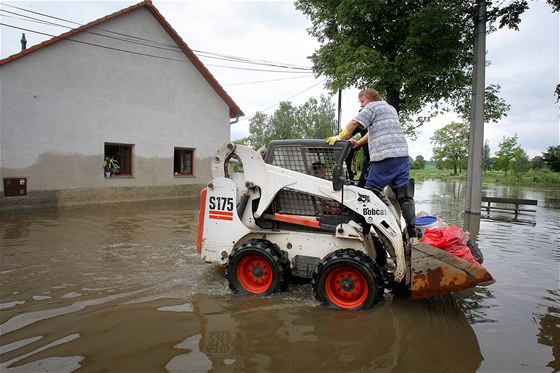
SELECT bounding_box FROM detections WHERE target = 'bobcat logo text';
[362,207,386,216]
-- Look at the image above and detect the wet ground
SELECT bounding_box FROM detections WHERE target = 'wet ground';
[1,181,559,372]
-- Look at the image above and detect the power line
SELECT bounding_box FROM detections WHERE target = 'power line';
[0,8,182,53]
[237,79,327,123]
[224,74,316,87]
[1,22,314,75]
[1,2,177,47]
[0,4,313,72]
[1,23,189,63]
[0,2,330,117]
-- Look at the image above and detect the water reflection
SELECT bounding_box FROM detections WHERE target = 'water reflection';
[463,212,481,240]
[0,334,83,372]
[535,289,560,372]
[175,293,483,373]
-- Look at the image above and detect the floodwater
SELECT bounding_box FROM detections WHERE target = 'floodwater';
[1,181,559,372]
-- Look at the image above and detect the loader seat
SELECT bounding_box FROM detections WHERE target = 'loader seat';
[256,139,354,232]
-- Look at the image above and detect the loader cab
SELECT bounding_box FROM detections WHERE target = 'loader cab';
[256,139,355,233]
[263,139,352,190]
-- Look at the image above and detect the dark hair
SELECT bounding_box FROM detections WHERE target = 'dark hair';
[311,161,325,171]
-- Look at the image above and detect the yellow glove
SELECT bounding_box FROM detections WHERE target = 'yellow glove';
[326,128,351,145]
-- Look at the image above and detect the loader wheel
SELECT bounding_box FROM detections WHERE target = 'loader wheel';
[313,249,384,310]
[226,239,290,295]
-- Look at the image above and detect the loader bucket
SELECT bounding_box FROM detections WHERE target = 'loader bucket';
[410,242,495,299]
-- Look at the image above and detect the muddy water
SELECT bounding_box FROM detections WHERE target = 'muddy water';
[1,182,559,372]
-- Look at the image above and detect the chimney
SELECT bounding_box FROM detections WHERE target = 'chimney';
[21,33,27,51]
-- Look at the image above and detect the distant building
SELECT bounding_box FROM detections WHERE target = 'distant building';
[0,0,243,210]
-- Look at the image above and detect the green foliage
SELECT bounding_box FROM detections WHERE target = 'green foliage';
[354,145,366,172]
[455,84,511,123]
[294,0,537,135]
[490,0,529,30]
[542,145,560,172]
[487,169,560,185]
[494,134,519,175]
[483,140,493,171]
[531,156,545,170]
[411,155,426,170]
[511,147,531,174]
[296,0,472,126]
[546,0,560,12]
[411,167,560,186]
[240,95,337,150]
[430,121,469,175]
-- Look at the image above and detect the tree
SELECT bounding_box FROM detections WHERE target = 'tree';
[511,147,531,174]
[531,155,545,170]
[542,145,560,172]
[240,95,337,149]
[494,134,519,175]
[270,102,299,141]
[456,84,511,123]
[430,122,470,175]
[240,111,274,149]
[294,0,542,134]
[295,96,339,139]
[546,0,560,12]
[411,155,426,170]
[483,140,493,171]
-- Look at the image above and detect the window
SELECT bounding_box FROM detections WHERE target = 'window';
[3,178,27,197]
[174,148,194,176]
[104,143,133,176]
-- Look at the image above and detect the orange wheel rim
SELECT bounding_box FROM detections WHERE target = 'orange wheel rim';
[237,254,273,293]
[325,267,368,309]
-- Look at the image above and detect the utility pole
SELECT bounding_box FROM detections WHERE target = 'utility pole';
[337,89,342,131]
[465,0,486,219]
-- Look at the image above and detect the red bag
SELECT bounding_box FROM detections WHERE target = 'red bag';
[420,226,481,267]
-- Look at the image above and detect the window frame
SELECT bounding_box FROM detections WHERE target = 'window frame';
[104,143,134,177]
[174,147,195,177]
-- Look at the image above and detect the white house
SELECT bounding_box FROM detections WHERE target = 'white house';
[0,0,243,210]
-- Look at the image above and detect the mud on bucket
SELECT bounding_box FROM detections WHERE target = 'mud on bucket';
[415,216,439,234]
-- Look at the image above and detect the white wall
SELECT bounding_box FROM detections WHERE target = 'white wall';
[0,7,231,193]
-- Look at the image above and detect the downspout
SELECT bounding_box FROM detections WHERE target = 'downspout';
[230,115,240,125]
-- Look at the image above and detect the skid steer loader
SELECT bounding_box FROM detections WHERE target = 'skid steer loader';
[196,140,494,310]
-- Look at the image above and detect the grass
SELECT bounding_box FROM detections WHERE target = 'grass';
[410,165,560,187]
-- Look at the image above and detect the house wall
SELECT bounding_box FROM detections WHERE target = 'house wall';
[0,8,231,210]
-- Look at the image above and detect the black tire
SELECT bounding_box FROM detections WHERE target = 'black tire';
[312,249,384,310]
[226,239,290,295]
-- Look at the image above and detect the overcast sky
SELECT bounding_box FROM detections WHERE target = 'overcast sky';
[1,0,558,159]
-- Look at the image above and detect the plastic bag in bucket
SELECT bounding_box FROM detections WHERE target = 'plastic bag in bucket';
[420,226,481,267]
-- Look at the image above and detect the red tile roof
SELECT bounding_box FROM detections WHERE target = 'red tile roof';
[0,0,244,118]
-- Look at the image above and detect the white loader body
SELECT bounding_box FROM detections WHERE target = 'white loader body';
[196,140,494,309]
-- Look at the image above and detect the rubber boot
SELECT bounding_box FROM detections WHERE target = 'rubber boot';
[367,187,400,230]
[395,179,417,239]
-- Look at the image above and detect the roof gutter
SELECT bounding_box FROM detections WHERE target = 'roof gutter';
[230,115,240,125]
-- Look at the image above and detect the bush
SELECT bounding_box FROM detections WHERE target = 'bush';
[411,168,560,186]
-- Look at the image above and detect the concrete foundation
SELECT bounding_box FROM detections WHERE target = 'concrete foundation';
[0,184,205,211]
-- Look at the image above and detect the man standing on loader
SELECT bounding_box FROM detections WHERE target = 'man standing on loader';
[327,88,418,244]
